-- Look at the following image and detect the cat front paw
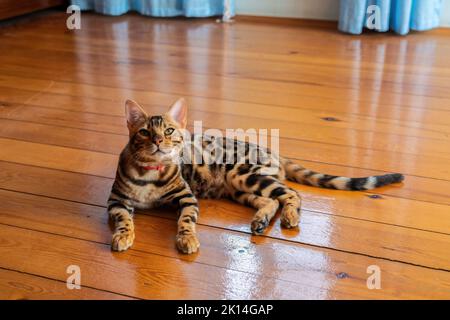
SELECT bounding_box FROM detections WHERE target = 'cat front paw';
[251,216,269,235]
[112,230,135,252]
[176,233,200,254]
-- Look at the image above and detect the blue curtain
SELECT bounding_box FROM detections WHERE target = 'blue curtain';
[339,0,443,35]
[71,0,234,17]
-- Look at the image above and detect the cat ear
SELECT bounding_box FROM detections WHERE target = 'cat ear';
[167,98,187,128]
[125,100,147,130]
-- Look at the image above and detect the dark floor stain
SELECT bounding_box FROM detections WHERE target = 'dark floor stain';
[336,272,349,279]
[367,194,383,199]
[321,117,341,122]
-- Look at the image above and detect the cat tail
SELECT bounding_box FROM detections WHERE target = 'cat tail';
[281,158,404,191]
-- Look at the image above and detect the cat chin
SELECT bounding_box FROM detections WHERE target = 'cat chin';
[132,147,181,167]
[159,148,182,160]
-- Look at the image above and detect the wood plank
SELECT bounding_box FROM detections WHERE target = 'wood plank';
[1,88,449,154]
[0,160,449,270]
[0,88,449,140]
[7,14,450,70]
[6,17,450,90]
[3,38,450,104]
[0,138,116,178]
[6,22,447,108]
[0,223,363,299]
[0,268,133,300]
[1,70,449,132]
[0,190,449,299]
[2,48,450,120]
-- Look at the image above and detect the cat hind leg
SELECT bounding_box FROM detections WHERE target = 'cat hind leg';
[231,190,279,234]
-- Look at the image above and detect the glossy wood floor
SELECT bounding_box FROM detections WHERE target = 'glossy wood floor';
[0,10,449,300]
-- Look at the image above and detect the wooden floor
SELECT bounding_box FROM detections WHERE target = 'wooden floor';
[0,10,450,300]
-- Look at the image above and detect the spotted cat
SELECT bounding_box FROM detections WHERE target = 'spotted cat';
[108,99,404,254]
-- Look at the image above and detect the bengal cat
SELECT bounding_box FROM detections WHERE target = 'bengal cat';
[108,99,404,254]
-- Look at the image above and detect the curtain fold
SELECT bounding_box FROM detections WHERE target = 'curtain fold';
[71,0,234,18]
[339,0,442,35]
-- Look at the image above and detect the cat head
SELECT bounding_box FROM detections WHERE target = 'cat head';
[124,98,187,166]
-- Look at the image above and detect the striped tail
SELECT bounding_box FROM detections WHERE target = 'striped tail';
[282,159,404,191]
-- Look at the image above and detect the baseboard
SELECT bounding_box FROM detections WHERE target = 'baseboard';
[235,15,338,29]
[235,14,450,35]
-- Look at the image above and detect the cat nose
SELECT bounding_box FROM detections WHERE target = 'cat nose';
[153,135,163,146]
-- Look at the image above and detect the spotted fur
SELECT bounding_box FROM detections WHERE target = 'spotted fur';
[108,99,404,254]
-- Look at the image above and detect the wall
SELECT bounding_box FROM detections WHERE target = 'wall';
[442,0,450,26]
[235,0,450,27]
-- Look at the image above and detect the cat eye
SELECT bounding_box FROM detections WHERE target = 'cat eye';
[139,129,150,137]
[164,128,175,135]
